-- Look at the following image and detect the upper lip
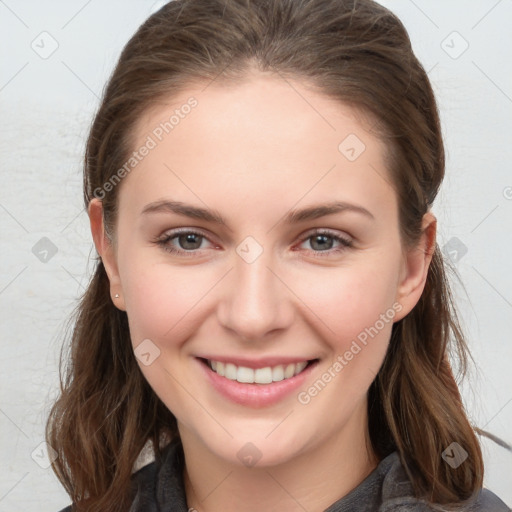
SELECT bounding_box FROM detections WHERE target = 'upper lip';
[197,355,317,369]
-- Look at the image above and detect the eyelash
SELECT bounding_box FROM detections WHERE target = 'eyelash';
[153,228,353,259]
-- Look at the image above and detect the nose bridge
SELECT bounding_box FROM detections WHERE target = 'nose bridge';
[218,238,293,340]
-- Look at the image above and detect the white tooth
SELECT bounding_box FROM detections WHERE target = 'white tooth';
[254,367,273,384]
[284,363,295,379]
[237,366,255,383]
[213,360,308,382]
[271,365,285,382]
[225,363,237,380]
[294,362,308,375]
[216,361,225,377]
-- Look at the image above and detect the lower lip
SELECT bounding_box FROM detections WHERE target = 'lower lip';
[196,358,318,408]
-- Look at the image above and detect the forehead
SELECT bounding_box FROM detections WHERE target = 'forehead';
[135,73,381,159]
[121,73,396,222]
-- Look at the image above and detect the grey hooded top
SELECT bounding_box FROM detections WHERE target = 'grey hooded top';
[59,438,510,512]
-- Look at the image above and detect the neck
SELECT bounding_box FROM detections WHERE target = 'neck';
[181,402,378,512]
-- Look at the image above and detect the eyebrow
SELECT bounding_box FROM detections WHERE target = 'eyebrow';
[141,199,375,227]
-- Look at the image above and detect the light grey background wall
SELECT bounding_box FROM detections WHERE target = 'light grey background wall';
[1,1,511,510]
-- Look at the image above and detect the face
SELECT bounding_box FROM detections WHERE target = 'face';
[91,72,434,468]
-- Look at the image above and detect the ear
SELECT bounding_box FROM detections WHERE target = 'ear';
[393,211,437,322]
[88,198,126,311]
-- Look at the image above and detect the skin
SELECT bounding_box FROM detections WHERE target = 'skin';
[90,71,436,512]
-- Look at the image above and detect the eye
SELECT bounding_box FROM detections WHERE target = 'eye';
[153,228,353,259]
[296,229,353,257]
[154,228,216,258]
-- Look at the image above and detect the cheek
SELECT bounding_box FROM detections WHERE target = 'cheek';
[119,255,217,345]
[119,239,402,356]
[293,266,399,414]
[290,259,400,348]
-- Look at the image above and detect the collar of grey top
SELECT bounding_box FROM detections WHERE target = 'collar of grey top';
[127,438,510,512]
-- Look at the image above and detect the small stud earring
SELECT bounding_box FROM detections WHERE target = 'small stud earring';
[114,294,120,299]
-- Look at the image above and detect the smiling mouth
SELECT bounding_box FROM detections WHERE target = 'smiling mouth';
[198,358,317,384]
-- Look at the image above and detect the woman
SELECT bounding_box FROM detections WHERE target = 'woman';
[48,0,510,510]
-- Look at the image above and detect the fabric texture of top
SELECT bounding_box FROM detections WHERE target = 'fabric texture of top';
[59,437,510,512]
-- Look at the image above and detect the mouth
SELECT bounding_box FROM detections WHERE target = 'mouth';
[195,355,320,407]
[198,357,318,384]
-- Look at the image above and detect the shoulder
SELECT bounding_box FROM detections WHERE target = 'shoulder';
[55,460,161,512]
[378,452,510,511]
[470,488,511,511]
[56,438,185,512]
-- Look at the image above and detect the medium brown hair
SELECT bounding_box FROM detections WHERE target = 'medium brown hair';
[47,0,487,510]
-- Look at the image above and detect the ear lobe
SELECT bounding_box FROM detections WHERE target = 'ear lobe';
[88,198,126,311]
[393,212,437,322]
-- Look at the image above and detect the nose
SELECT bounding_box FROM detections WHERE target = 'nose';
[217,244,295,342]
